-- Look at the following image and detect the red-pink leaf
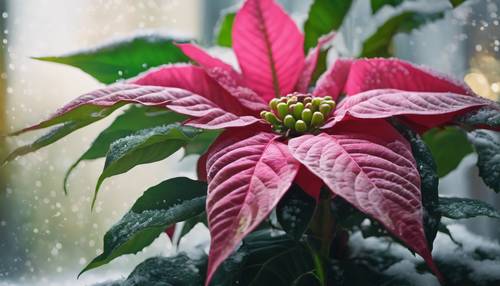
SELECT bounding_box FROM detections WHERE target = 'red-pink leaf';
[330,89,493,130]
[176,43,239,78]
[313,58,353,101]
[289,120,440,278]
[197,153,209,182]
[17,84,259,134]
[169,46,268,113]
[233,0,305,101]
[294,165,323,199]
[344,58,474,96]
[132,64,248,115]
[204,67,268,113]
[205,131,300,285]
[295,32,336,93]
[164,225,175,240]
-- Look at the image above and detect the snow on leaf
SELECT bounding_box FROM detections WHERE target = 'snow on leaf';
[233,0,305,100]
[80,177,206,275]
[332,89,494,130]
[438,197,500,220]
[205,131,300,285]
[468,131,500,192]
[93,123,201,208]
[12,84,258,138]
[288,120,441,279]
[176,43,238,77]
[132,64,248,115]
[455,105,500,131]
[344,58,473,96]
[34,34,190,84]
[62,106,186,194]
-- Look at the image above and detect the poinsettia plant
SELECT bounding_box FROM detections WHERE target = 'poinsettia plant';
[4,0,500,285]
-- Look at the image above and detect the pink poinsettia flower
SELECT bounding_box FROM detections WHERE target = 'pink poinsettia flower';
[15,0,500,284]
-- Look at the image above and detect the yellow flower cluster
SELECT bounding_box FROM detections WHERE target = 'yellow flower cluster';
[261,93,335,134]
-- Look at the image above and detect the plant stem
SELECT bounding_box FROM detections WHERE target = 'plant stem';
[308,190,335,285]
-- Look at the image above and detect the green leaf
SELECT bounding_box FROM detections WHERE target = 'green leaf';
[437,223,461,247]
[468,130,500,192]
[81,177,207,275]
[422,127,473,178]
[3,105,121,165]
[304,0,353,51]
[215,11,236,47]
[183,129,221,158]
[93,123,202,207]
[455,105,500,129]
[370,0,403,13]
[397,125,440,248]
[438,196,500,220]
[277,184,316,240]
[449,0,466,7]
[123,254,207,286]
[178,212,207,244]
[35,34,190,84]
[63,105,187,193]
[213,229,317,286]
[360,9,445,58]
[3,121,88,165]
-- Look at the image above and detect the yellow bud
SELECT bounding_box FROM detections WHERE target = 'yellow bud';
[319,104,332,117]
[284,115,296,129]
[269,98,279,111]
[323,96,333,101]
[295,120,307,132]
[324,100,336,109]
[277,102,289,119]
[301,108,313,124]
[311,111,325,127]
[265,112,280,126]
[293,102,304,119]
[260,110,268,120]
[312,97,322,109]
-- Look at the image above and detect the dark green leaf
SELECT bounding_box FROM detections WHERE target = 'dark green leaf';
[468,130,500,192]
[277,184,316,240]
[438,196,500,219]
[63,105,186,193]
[3,121,89,165]
[178,212,207,245]
[123,254,207,286]
[35,35,189,84]
[81,177,207,275]
[213,229,317,286]
[437,223,462,247]
[331,196,366,229]
[93,123,202,207]
[422,127,473,178]
[304,0,353,51]
[398,125,440,248]
[449,0,466,7]
[455,105,500,129]
[215,11,236,47]
[3,105,121,165]
[183,129,220,158]
[360,9,445,58]
[370,0,403,13]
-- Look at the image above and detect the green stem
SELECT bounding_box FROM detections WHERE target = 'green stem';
[308,191,335,285]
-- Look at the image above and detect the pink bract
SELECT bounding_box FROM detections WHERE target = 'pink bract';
[16,0,500,285]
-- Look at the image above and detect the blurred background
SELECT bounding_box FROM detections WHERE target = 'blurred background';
[0,0,498,285]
